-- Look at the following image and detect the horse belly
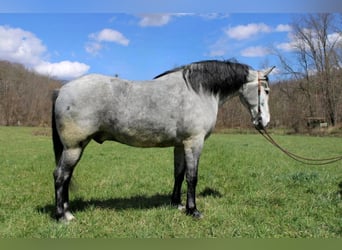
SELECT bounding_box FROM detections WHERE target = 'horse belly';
[102,124,180,147]
[101,90,184,147]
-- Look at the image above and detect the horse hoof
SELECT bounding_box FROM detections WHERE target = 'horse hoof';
[57,211,75,223]
[64,211,75,221]
[192,210,203,219]
[186,209,203,219]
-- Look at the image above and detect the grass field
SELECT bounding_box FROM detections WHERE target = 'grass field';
[0,126,341,238]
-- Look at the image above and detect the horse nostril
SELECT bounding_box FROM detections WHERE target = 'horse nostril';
[254,122,263,130]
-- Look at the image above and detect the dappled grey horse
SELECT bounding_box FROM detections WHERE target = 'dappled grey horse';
[52,60,274,221]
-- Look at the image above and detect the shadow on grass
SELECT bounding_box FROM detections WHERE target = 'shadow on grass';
[37,193,171,219]
[37,187,222,219]
[199,187,223,198]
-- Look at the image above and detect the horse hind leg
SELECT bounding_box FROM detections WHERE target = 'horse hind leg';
[53,146,85,222]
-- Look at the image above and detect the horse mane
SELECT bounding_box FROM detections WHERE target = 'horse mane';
[154,60,250,96]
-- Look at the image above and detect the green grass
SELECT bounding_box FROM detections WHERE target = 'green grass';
[0,126,341,238]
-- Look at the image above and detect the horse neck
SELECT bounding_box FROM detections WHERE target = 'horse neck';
[216,72,260,107]
[216,92,233,106]
[216,79,249,107]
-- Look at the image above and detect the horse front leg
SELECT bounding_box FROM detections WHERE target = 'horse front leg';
[183,136,204,219]
[171,146,186,210]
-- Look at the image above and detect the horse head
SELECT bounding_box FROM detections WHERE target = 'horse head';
[239,66,275,130]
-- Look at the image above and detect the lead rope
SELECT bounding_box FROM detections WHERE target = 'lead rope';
[256,74,342,165]
[257,127,342,165]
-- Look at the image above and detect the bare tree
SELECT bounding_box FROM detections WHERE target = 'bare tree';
[274,13,342,126]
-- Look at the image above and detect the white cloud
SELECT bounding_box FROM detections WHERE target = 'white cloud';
[276,41,296,52]
[0,25,90,80]
[328,32,342,46]
[241,46,270,57]
[139,14,173,27]
[276,31,302,52]
[86,28,129,55]
[34,61,90,80]
[275,24,292,32]
[208,22,296,58]
[199,13,230,20]
[225,23,271,40]
[85,42,103,55]
[0,25,46,67]
[89,28,129,46]
[138,13,193,27]
[208,22,273,57]
[277,30,342,53]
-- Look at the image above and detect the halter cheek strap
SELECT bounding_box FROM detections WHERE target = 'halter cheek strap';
[257,72,262,115]
[252,71,263,130]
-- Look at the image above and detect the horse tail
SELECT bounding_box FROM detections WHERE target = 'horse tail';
[52,89,63,165]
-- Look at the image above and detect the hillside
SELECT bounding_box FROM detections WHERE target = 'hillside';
[0,61,62,126]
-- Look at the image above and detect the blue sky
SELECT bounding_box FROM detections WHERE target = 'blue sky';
[1,13,301,80]
[1,0,341,13]
[1,1,342,80]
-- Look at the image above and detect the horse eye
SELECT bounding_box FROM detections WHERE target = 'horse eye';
[265,89,270,95]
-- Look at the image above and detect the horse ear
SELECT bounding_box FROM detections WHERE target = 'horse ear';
[263,66,276,76]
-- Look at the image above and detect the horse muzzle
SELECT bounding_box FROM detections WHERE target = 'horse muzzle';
[253,114,269,130]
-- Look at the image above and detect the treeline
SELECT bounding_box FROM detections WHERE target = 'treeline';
[216,73,342,132]
[0,61,62,126]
